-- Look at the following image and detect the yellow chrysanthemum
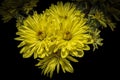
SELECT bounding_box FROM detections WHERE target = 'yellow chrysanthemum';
[36,53,78,78]
[15,11,53,59]
[22,0,39,14]
[15,1,94,78]
[89,10,107,28]
[45,2,93,58]
[91,29,103,51]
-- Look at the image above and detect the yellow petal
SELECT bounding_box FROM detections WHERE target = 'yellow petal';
[83,45,90,50]
[20,46,28,54]
[67,56,78,62]
[38,53,45,58]
[23,49,33,58]
[63,59,74,73]
[72,51,78,56]
[61,50,69,58]
[56,63,60,73]
[77,50,84,57]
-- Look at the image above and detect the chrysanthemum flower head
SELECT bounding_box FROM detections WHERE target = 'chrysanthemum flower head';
[89,10,107,28]
[44,1,93,58]
[35,53,78,78]
[15,11,54,59]
[15,1,94,78]
[90,29,103,51]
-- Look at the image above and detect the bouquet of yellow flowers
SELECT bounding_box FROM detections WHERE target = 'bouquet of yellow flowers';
[0,0,120,78]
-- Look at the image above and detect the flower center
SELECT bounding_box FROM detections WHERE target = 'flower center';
[59,15,68,19]
[37,31,46,41]
[63,31,72,41]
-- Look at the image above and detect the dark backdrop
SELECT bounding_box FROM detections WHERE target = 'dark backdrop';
[0,0,119,80]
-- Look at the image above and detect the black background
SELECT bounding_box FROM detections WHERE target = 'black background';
[0,0,120,80]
